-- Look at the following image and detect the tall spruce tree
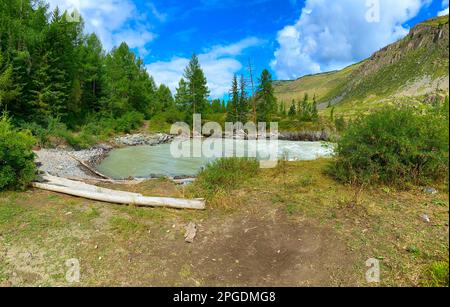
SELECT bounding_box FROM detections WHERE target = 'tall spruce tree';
[256,69,277,123]
[156,84,174,113]
[227,74,239,122]
[0,51,20,111]
[183,54,209,116]
[238,74,248,123]
[175,78,190,111]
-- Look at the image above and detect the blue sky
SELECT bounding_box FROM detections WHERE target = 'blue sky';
[49,0,448,98]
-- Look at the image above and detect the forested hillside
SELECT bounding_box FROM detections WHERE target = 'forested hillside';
[0,1,217,147]
[1,1,284,147]
[0,1,161,126]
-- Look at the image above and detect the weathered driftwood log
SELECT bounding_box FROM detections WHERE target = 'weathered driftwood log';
[32,175,205,210]
[67,153,112,180]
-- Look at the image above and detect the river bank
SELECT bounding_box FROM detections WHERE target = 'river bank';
[33,130,332,180]
[34,133,173,179]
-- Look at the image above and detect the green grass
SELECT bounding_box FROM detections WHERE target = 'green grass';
[274,63,359,106]
[420,15,449,27]
[422,261,449,287]
[109,216,146,234]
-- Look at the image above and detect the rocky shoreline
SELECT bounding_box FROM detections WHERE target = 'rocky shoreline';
[279,130,331,142]
[35,133,173,179]
[113,133,173,147]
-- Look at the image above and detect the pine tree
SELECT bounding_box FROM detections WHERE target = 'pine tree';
[288,101,297,117]
[175,78,190,111]
[183,54,209,115]
[238,75,248,123]
[256,69,277,123]
[227,74,239,122]
[221,100,227,113]
[0,51,20,111]
[211,99,222,113]
[156,84,174,113]
[80,33,105,113]
[312,94,319,120]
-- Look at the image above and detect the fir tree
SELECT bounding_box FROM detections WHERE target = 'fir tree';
[227,74,239,122]
[256,69,277,123]
[183,54,209,116]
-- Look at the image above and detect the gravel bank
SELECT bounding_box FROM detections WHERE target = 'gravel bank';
[34,133,173,179]
[114,133,173,146]
[34,145,112,179]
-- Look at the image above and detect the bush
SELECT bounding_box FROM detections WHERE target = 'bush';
[148,109,185,133]
[330,105,449,187]
[190,158,259,197]
[114,112,144,133]
[0,114,36,191]
[19,112,146,150]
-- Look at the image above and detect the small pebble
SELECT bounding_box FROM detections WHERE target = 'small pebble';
[421,214,431,223]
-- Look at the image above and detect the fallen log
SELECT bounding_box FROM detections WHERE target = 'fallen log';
[32,175,206,210]
[67,153,112,180]
[67,177,146,185]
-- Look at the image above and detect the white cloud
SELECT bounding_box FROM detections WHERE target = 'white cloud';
[146,38,264,98]
[438,0,449,16]
[271,0,432,80]
[47,0,158,52]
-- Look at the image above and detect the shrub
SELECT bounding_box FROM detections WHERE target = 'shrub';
[114,112,144,133]
[19,121,50,147]
[0,114,36,191]
[148,109,185,133]
[334,116,347,132]
[190,158,259,198]
[330,105,449,187]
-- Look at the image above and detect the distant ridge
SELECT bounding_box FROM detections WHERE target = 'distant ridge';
[274,15,449,110]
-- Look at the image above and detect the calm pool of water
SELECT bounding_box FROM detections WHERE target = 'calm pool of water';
[96,139,334,179]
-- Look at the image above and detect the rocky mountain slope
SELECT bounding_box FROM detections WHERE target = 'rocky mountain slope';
[274,15,449,111]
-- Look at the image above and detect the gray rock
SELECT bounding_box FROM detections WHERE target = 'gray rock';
[421,214,431,223]
[424,187,438,195]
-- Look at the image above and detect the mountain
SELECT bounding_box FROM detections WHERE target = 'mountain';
[274,15,449,114]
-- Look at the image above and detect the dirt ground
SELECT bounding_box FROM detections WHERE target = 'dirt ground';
[0,160,448,287]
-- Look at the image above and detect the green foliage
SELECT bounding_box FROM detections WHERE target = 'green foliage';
[114,112,144,133]
[238,75,249,123]
[148,107,186,133]
[288,101,297,117]
[225,73,250,123]
[154,84,174,114]
[0,114,36,191]
[176,54,210,117]
[0,1,165,142]
[102,43,157,117]
[330,105,449,186]
[334,115,347,132]
[19,111,145,149]
[256,69,277,123]
[0,51,20,108]
[422,261,449,287]
[226,74,239,123]
[295,93,319,122]
[190,158,259,198]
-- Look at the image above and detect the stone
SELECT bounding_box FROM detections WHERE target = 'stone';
[424,187,438,195]
[421,214,431,223]
[184,222,197,243]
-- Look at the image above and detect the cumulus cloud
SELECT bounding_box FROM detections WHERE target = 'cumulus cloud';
[47,0,159,52]
[439,0,449,16]
[271,0,432,80]
[146,37,264,98]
